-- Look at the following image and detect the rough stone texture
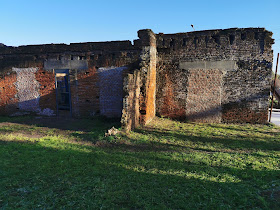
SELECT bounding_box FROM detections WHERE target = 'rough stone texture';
[121,69,141,132]
[70,67,100,117]
[98,66,126,118]
[13,67,40,111]
[0,73,18,115]
[156,68,188,120]
[0,39,141,119]
[0,27,274,129]
[185,69,223,123]
[137,30,157,125]
[121,29,157,131]
[156,28,274,123]
[35,68,56,114]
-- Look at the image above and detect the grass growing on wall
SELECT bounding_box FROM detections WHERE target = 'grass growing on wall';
[0,116,279,209]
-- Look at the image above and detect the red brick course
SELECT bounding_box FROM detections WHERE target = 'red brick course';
[0,73,17,114]
[35,67,56,112]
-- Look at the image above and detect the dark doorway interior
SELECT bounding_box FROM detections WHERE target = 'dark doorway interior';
[55,69,71,117]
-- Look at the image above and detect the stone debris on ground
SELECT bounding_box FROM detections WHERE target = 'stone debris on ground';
[105,126,120,137]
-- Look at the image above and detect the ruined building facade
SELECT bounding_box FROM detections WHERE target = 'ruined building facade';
[0,28,274,130]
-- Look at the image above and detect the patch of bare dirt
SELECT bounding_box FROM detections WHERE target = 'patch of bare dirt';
[0,120,73,139]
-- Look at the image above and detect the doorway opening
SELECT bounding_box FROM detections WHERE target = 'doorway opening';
[55,69,71,117]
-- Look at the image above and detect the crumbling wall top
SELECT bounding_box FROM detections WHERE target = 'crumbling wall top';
[156,27,274,51]
[0,40,137,55]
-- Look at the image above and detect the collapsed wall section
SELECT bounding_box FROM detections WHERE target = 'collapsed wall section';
[156,28,274,123]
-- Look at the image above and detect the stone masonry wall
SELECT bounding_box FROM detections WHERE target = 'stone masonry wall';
[121,29,157,131]
[35,68,56,115]
[13,67,40,111]
[137,30,157,125]
[156,28,274,123]
[0,41,141,118]
[0,27,274,128]
[98,66,126,118]
[185,69,223,123]
[121,68,141,132]
[0,73,17,115]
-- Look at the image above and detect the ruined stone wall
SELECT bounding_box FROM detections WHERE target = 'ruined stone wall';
[121,29,157,131]
[0,73,18,115]
[13,67,40,111]
[185,69,223,123]
[0,52,57,116]
[136,30,157,125]
[35,68,56,115]
[0,41,141,118]
[71,67,99,117]
[0,27,274,127]
[98,66,126,118]
[121,68,141,132]
[156,28,274,123]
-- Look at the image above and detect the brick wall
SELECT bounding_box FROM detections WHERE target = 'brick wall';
[71,67,99,117]
[35,68,56,115]
[0,73,17,115]
[0,39,141,118]
[98,66,126,118]
[13,67,40,111]
[121,68,141,132]
[0,27,274,128]
[185,69,223,123]
[156,28,274,123]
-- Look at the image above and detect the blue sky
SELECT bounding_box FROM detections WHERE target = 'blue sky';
[0,0,279,69]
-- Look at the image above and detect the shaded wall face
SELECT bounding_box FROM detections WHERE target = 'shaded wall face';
[0,73,18,115]
[156,67,188,120]
[36,69,56,114]
[0,41,141,118]
[0,66,56,116]
[0,65,130,118]
[222,60,272,123]
[121,69,141,132]
[70,67,99,117]
[13,67,40,111]
[98,66,126,118]
[186,69,223,123]
[156,28,273,124]
[0,28,274,127]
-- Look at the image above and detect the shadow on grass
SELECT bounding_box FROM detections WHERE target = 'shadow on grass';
[0,139,279,209]
[0,115,121,132]
[208,123,280,136]
[133,127,280,152]
[0,116,121,143]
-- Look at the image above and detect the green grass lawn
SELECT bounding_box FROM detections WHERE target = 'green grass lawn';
[0,116,279,209]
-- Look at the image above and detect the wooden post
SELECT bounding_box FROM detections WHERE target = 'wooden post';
[269,53,279,122]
